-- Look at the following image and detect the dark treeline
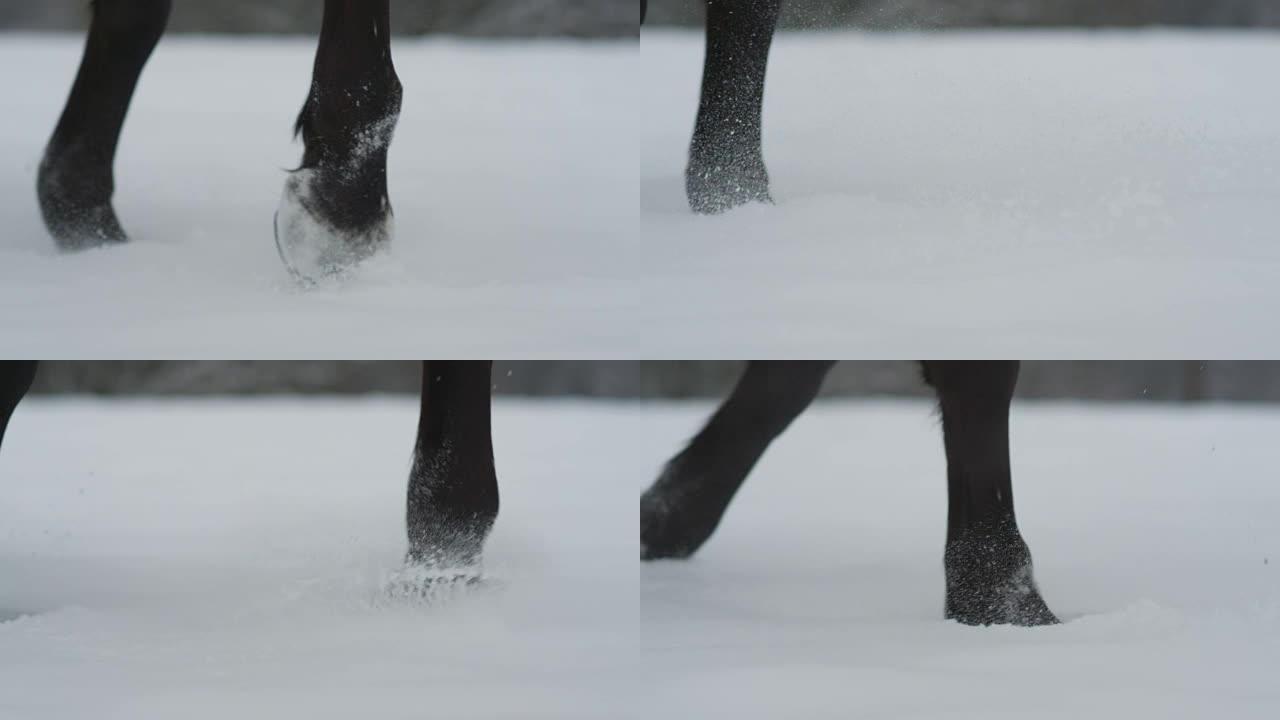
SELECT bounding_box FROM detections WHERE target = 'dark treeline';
[648,0,1280,29]
[0,0,636,38]
[26,362,1280,403]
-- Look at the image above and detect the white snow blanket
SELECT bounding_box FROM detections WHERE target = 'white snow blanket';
[2,398,1278,717]
[642,30,1280,357]
[3,32,1279,355]
[0,35,636,357]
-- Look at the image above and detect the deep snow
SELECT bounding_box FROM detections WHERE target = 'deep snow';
[2,398,1278,717]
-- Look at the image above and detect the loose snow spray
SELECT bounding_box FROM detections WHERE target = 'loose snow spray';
[274,112,400,286]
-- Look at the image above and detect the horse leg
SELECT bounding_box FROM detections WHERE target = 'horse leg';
[922,361,1058,626]
[405,362,499,571]
[687,0,782,214]
[38,0,171,250]
[641,361,834,559]
[0,362,38,453]
[275,0,403,283]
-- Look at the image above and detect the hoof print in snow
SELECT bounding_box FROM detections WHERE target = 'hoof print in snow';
[274,169,392,286]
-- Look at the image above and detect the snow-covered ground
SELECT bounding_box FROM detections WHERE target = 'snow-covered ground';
[0,398,639,719]
[2,398,1278,717]
[0,35,636,357]
[642,31,1280,357]
[641,399,1280,718]
[4,32,1280,356]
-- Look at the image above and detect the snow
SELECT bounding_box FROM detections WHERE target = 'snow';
[640,399,1280,718]
[0,35,637,357]
[641,30,1280,357]
[4,31,1280,355]
[0,398,639,719]
[3,397,1278,717]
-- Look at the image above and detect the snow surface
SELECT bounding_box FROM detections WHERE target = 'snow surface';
[641,398,1280,718]
[3,398,1278,717]
[0,35,637,358]
[642,31,1280,357]
[4,32,1280,356]
[0,398,639,720]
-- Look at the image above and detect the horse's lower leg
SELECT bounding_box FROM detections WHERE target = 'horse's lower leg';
[922,361,1058,626]
[641,360,834,559]
[405,361,499,570]
[275,0,402,282]
[0,362,38,452]
[38,0,171,250]
[687,0,782,214]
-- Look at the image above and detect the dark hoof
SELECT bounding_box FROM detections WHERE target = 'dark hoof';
[685,161,772,215]
[640,465,724,561]
[37,160,128,251]
[946,580,1060,627]
[945,529,1059,627]
[640,490,698,561]
[274,169,392,284]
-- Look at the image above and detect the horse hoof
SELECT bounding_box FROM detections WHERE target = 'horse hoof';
[274,169,392,284]
[37,161,128,251]
[945,563,1060,627]
[947,594,1060,627]
[640,483,711,561]
[383,563,488,603]
[685,160,773,215]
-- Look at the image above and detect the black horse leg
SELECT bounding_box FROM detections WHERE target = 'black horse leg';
[687,0,782,214]
[275,0,403,282]
[0,362,38,453]
[641,361,834,559]
[405,361,499,570]
[38,0,171,250]
[922,361,1058,626]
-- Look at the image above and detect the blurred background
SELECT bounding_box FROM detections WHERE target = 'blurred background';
[647,1,1280,29]
[24,361,1280,402]
[0,0,635,37]
[6,1,1275,36]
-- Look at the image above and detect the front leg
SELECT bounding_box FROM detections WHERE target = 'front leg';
[38,0,171,250]
[275,0,403,283]
[0,362,38,453]
[923,361,1058,626]
[687,0,782,214]
[405,362,499,573]
[642,361,834,559]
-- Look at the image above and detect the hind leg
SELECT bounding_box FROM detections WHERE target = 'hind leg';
[642,361,834,559]
[687,0,782,214]
[0,362,38,453]
[922,361,1058,626]
[38,0,171,250]
[275,0,402,283]
[405,362,499,571]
